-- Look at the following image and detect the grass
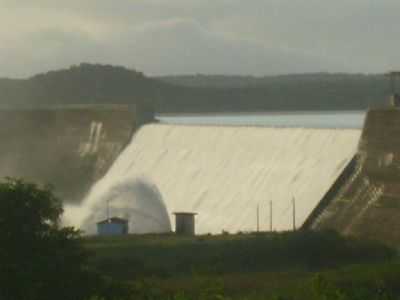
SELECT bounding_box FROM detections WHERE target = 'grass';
[83,231,398,299]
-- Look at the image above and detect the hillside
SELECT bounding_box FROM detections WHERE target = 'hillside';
[157,73,385,89]
[0,64,162,108]
[0,63,391,112]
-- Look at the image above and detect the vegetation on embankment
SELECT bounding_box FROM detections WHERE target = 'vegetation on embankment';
[84,231,400,300]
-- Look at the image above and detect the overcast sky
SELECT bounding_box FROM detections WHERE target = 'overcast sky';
[1,0,400,78]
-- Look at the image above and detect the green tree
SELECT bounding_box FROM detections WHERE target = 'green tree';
[0,178,98,300]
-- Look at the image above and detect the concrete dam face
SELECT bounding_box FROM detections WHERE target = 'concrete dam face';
[0,107,136,203]
[310,109,400,247]
[65,124,361,235]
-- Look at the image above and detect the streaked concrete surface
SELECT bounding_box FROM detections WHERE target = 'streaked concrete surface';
[66,124,361,234]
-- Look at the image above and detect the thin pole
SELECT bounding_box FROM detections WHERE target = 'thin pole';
[257,204,260,232]
[106,199,110,221]
[292,197,296,231]
[270,201,273,232]
[391,76,395,95]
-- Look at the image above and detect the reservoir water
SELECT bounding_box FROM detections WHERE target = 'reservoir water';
[157,111,366,129]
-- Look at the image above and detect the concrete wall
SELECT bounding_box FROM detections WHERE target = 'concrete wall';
[0,106,138,203]
[72,124,360,235]
[310,108,400,247]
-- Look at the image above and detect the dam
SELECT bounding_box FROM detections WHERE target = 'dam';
[65,124,361,235]
[0,105,151,203]
[4,106,400,245]
[310,109,400,246]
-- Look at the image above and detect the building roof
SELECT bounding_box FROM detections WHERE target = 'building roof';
[97,217,128,225]
[173,212,197,216]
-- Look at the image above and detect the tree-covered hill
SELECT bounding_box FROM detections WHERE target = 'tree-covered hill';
[0,63,163,107]
[0,63,391,112]
[157,73,387,89]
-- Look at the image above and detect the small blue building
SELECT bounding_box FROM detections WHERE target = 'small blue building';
[97,217,129,236]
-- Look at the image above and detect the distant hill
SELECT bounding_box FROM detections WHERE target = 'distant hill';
[0,63,391,112]
[0,63,163,108]
[157,73,387,89]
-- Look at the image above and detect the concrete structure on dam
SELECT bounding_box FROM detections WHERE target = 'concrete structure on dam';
[0,106,141,202]
[308,109,400,247]
[67,124,361,235]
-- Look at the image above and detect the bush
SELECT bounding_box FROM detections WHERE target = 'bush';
[0,178,100,300]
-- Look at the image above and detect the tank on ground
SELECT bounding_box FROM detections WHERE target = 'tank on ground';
[174,212,197,235]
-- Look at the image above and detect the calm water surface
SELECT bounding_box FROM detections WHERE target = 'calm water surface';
[157,111,366,129]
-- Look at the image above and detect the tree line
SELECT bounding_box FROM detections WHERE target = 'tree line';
[0,63,391,113]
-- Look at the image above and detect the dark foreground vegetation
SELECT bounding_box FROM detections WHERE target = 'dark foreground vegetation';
[85,233,399,300]
[1,177,399,300]
[0,63,391,112]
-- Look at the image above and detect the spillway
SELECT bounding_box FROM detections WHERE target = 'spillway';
[64,124,361,235]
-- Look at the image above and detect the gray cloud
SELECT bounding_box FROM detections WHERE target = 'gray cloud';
[0,0,399,77]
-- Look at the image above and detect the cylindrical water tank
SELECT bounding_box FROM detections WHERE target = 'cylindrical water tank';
[173,212,197,235]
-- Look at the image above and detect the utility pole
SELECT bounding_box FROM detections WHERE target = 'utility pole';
[269,201,273,232]
[106,199,110,221]
[292,197,296,231]
[391,75,395,94]
[256,204,260,232]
